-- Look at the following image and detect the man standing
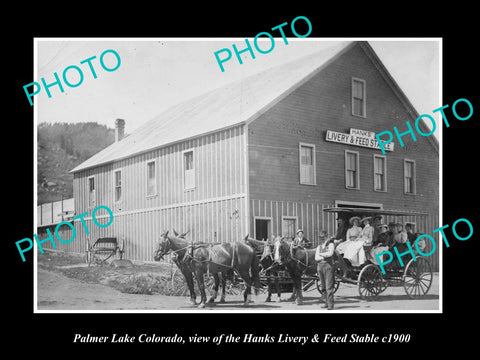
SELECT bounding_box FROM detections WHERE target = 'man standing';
[315,234,335,310]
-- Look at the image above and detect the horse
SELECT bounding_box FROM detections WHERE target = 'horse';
[273,236,318,305]
[244,236,283,302]
[153,229,229,306]
[154,230,261,308]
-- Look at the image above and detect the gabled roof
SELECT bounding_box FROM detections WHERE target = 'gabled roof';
[71,41,353,173]
[71,40,438,173]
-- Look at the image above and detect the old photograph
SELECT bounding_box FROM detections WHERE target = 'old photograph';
[34,38,441,312]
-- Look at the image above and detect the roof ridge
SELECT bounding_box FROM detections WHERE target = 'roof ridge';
[71,41,353,173]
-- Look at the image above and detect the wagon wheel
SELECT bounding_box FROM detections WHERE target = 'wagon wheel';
[226,279,246,295]
[358,264,384,300]
[315,278,340,295]
[204,274,216,296]
[302,278,316,292]
[315,259,344,295]
[170,267,189,296]
[403,256,433,298]
[92,250,115,266]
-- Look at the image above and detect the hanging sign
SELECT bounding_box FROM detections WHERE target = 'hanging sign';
[325,128,394,151]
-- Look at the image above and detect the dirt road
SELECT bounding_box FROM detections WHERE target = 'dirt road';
[37,266,440,312]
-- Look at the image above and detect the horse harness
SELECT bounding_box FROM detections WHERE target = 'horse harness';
[288,242,313,273]
[168,239,238,276]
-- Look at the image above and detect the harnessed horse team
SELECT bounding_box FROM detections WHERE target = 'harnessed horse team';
[153,228,338,309]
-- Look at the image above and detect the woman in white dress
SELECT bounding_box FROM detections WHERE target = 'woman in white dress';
[344,217,373,266]
[336,217,362,254]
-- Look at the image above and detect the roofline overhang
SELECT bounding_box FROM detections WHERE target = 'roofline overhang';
[70,121,248,174]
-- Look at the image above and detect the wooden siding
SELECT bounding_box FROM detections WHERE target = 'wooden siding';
[250,199,439,271]
[247,43,439,271]
[52,125,248,261]
[248,42,439,209]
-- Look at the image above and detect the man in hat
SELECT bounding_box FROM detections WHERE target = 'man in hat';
[315,232,335,310]
[372,215,383,245]
[333,217,348,245]
[374,224,390,247]
[293,229,311,248]
[405,223,416,243]
[384,222,397,248]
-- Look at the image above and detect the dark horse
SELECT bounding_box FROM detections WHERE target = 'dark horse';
[244,237,283,302]
[273,236,318,305]
[153,230,261,308]
[154,229,230,306]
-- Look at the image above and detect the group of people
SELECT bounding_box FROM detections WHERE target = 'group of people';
[291,216,416,310]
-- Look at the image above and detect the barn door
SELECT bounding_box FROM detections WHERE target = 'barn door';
[255,218,271,241]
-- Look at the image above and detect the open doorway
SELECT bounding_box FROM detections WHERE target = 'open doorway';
[255,218,271,241]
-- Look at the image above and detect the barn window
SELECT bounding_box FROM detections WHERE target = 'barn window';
[282,217,297,238]
[404,159,416,194]
[352,77,366,117]
[299,143,316,185]
[114,169,122,202]
[373,155,387,192]
[183,149,195,190]
[345,150,360,189]
[87,176,95,207]
[146,160,156,196]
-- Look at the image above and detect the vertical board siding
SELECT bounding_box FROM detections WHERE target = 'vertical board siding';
[249,199,439,271]
[64,125,247,261]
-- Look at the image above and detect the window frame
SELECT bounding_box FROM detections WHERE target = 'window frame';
[345,150,360,190]
[87,175,96,208]
[299,142,316,186]
[373,154,387,192]
[113,169,122,203]
[253,216,273,241]
[404,159,416,195]
[182,148,196,191]
[281,216,298,238]
[351,77,366,118]
[146,160,157,197]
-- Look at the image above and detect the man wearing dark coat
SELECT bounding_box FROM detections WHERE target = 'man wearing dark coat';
[293,229,311,248]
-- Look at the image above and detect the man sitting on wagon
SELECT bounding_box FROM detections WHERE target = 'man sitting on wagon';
[405,223,416,243]
[372,215,383,244]
[293,229,312,249]
[332,217,348,246]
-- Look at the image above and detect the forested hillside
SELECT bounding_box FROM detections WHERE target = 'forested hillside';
[37,122,115,204]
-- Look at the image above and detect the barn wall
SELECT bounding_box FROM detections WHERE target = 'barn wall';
[48,124,248,261]
[247,43,439,271]
[249,199,439,271]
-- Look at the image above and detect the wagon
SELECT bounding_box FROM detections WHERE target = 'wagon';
[323,207,434,300]
[250,239,341,299]
[86,237,125,266]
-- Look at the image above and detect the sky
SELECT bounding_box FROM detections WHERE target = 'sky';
[35,38,441,138]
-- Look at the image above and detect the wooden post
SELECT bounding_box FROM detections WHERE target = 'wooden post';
[61,195,64,221]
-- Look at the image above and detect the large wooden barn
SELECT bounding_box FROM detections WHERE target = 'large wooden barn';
[44,41,440,269]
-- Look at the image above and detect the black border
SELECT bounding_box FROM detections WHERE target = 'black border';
[7,5,478,353]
